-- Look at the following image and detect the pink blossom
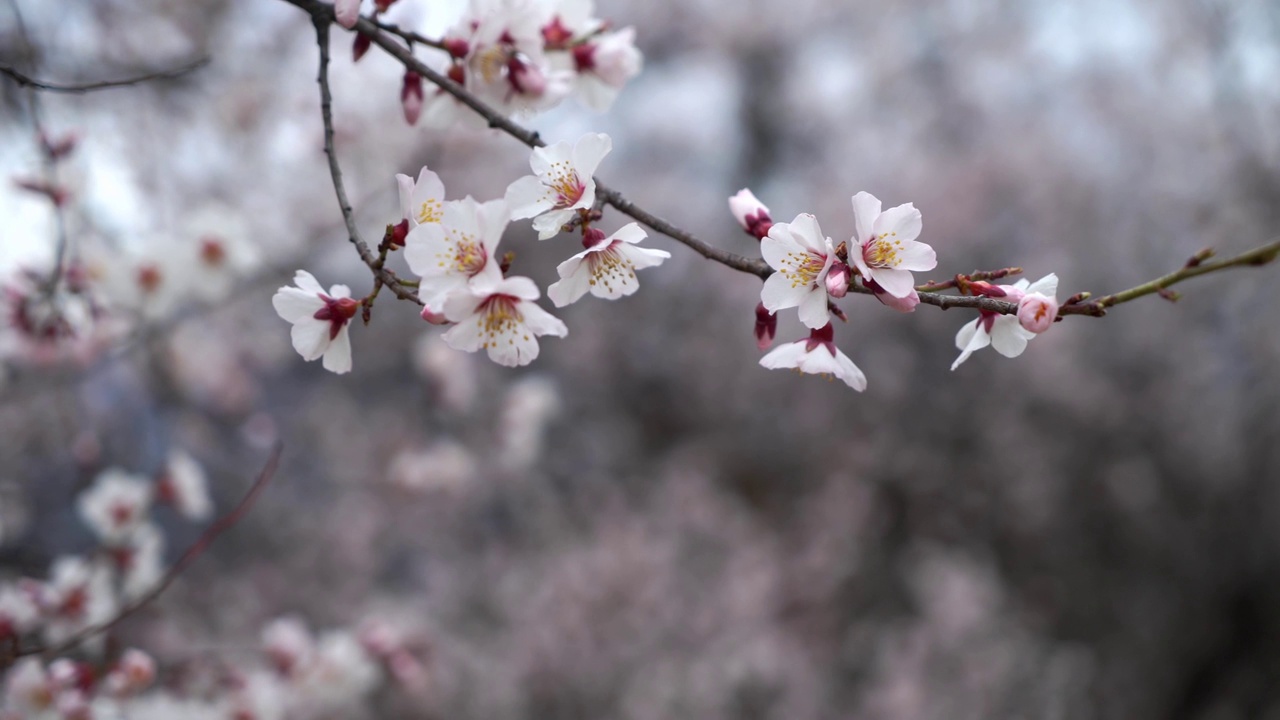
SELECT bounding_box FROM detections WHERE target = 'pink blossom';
[1018,291,1059,333]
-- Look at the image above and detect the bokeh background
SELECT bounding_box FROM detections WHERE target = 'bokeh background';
[4,0,1280,717]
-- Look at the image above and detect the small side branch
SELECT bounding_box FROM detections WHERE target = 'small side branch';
[311,16,422,305]
[0,58,209,94]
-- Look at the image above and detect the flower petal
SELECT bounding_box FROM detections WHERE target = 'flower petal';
[272,287,323,323]
[322,326,353,374]
[872,203,922,243]
[851,191,881,243]
[504,176,553,220]
[796,285,830,329]
[951,318,989,371]
[290,319,330,361]
[990,316,1033,358]
[571,133,612,176]
[894,240,937,272]
[868,267,915,298]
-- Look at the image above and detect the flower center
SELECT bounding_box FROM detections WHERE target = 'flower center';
[778,249,827,289]
[477,294,524,349]
[547,163,585,208]
[587,242,636,292]
[452,238,488,277]
[416,199,443,225]
[313,295,360,340]
[865,233,903,268]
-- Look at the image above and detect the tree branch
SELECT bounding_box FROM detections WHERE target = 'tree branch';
[282,0,1280,324]
[0,58,209,94]
[311,16,423,306]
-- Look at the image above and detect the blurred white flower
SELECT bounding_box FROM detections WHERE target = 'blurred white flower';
[118,523,165,602]
[547,223,669,307]
[103,648,157,697]
[0,582,39,639]
[77,469,152,545]
[388,441,477,494]
[38,556,116,650]
[184,205,260,303]
[3,658,54,714]
[156,449,213,521]
[271,270,358,374]
[263,616,315,677]
[498,375,561,471]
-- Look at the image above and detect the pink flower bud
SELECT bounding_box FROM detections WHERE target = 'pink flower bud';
[864,278,919,313]
[401,72,424,126]
[334,0,360,29]
[581,227,607,249]
[729,188,772,240]
[825,261,850,298]
[754,302,777,351]
[507,57,547,97]
[1017,292,1058,333]
[444,39,469,61]
[421,304,449,325]
[374,0,398,11]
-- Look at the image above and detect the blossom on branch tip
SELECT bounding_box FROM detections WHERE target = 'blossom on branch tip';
[442,275,567,367]
[1018,288,1060,333]
[546,223,670,307]
[760,213,837,329]
[849,191,936,298]
[404,197,508,309]
[505,133,610,239]
[272,271,359,374]
[951,273,1058,371]
[729,188,772,240]
[759,323,867,391]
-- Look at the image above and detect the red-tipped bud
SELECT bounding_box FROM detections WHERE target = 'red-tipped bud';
[401,71,424,125]
[542,17,574,49]
[353,32,371,62]
[374,0,399,11]
[729,188,773,240]
[390,219,409,248]
[572,43,597,72]
[825,261,851,298]
[754,302,777,351]
[444,39,470,61]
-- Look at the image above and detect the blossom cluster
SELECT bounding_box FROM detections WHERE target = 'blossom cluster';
[0,452,211,662]
[0,200,259,372]
[274,132,670,372]
[732,189,1061,391]
[340,0,643,125]
[1,614,423,719]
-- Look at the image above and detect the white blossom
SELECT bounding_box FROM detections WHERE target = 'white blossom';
[951,274,1059,370]
[271,270,358,374]
[77,469,152,545]
[404,197,507,309]
[442,275,568,367]
[849,191,936,298]
[546,224,669,307]
[760,213,837,329]
[759,323,867,391]
[505,133,610,239]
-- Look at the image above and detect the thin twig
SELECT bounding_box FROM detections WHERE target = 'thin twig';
[0,57,209,94]
[1060,239,1280,316]
[367,18,447,50]
[311,16,423,305]
[11,444,283,661]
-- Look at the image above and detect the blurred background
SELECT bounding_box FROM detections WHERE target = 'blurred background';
[3,0,1280,717]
